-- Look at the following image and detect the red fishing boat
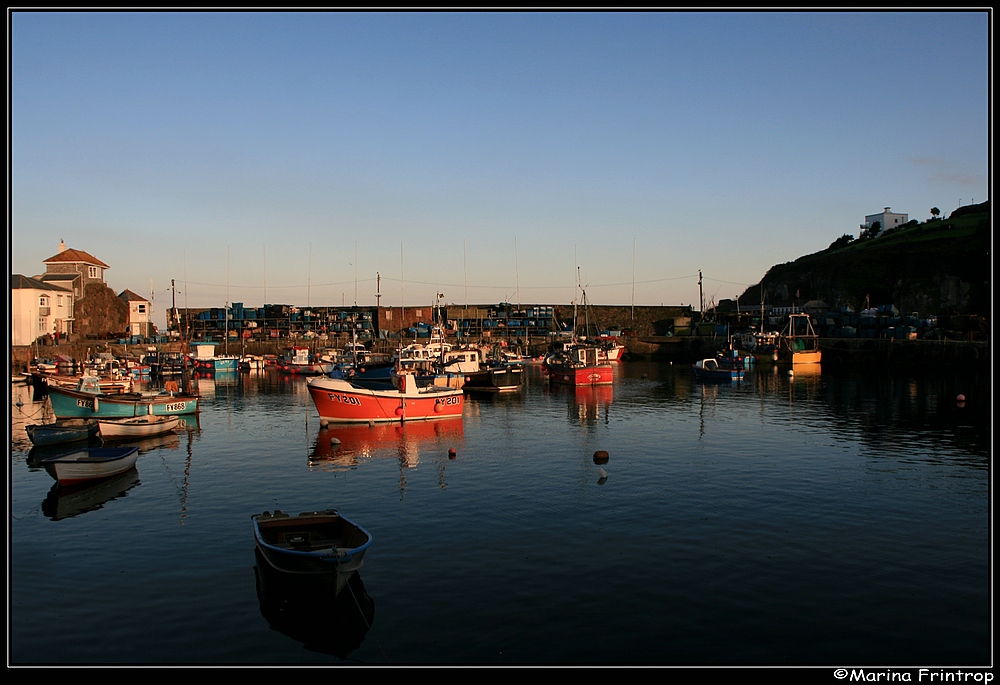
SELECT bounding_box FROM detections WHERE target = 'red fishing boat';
[307,370,464,423]
[542,281,614,386]
[542,344,614,386]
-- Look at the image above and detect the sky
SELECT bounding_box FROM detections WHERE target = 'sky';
[10,11,990,329]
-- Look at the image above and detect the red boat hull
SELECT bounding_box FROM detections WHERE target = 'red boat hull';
[543,362,614,386]
[308,376,464,423]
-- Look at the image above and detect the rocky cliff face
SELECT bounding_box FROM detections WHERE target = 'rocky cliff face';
[75,283,130,339]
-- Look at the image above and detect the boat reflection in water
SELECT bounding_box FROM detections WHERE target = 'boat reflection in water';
[100,430,182,455]
[309,419,465,469]
[41,467,141,521]
[548,382,614,425]
[253,547,375,659]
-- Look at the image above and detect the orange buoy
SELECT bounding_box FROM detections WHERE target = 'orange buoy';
[448,448,457,459]
[593,450,609,464]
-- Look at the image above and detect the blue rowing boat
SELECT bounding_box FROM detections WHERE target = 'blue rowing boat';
[252,509,373,596]
[26,418,100,446]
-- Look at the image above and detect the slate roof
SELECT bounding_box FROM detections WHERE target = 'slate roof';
[119,289,149,302]
[11,274,72,291]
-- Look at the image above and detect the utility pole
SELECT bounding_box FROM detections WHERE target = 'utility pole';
[698,270,704,315]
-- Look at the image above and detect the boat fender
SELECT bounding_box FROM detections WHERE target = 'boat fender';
[330,437,341,446]
[434,401,444,413]
[93,396,99,412]
[448,448,457,459]
[593,450,609,464]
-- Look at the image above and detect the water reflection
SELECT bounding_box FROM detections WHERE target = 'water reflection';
[253,547,375,659]
[41,468,141,520]
[546,383,614,426]
[10,381,53,451]
[309,420,465,469]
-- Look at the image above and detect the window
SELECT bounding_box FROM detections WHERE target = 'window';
[57,295,63,307]
[385,310,392,320]
[416,309,422,318]
[39,296,47,306]
[38,318,46,331]
[88,266,99,278]
[138,304,146,313]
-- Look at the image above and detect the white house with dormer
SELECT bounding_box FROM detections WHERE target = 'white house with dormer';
[11,274,74,345]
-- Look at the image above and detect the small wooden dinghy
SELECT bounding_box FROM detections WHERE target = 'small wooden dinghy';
[25,419,99,446]
[252,509,373,596]
[97,415,181,440]
[40,447,140,487]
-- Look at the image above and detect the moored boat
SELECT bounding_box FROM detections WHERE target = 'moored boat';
[34,372,133,395]
[190,342,239,373]
[97,415,181,440]
[692,358,745,382]
[308,370,464,423]
[543,344,614,386]
[542,283,614,386]
[252,509,373,596]
[40,446,141,487]
[277,347,334,375]
[47,376,199,419]
[774,312,822,365]
[462,363,523,393]
[26,419,100,446]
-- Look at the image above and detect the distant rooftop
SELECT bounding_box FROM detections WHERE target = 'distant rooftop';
[11,274,72,291]
[119,289,149,302]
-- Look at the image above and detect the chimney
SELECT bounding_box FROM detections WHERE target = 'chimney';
[58,239,67,253]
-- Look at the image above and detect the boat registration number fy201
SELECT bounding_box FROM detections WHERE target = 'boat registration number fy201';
[326,393,362,406]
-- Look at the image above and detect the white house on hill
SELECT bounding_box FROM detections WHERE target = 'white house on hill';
[863,207,908,234]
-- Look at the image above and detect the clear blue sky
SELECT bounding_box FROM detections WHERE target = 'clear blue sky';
[10,11,989,328]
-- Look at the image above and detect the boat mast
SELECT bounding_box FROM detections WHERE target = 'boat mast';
[225,245,230,356]
[573,265,581,344]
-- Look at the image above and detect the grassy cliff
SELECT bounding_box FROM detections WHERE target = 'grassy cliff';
[739,202,990,316]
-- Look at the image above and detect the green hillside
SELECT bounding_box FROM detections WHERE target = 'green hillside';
[739,202,990,316]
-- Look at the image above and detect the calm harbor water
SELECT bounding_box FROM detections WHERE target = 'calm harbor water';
[9,361,991,665]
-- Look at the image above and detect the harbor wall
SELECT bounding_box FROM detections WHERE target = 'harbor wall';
[11,335,989,373]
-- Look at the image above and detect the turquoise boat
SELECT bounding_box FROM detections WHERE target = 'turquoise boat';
[47,376,199,419]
